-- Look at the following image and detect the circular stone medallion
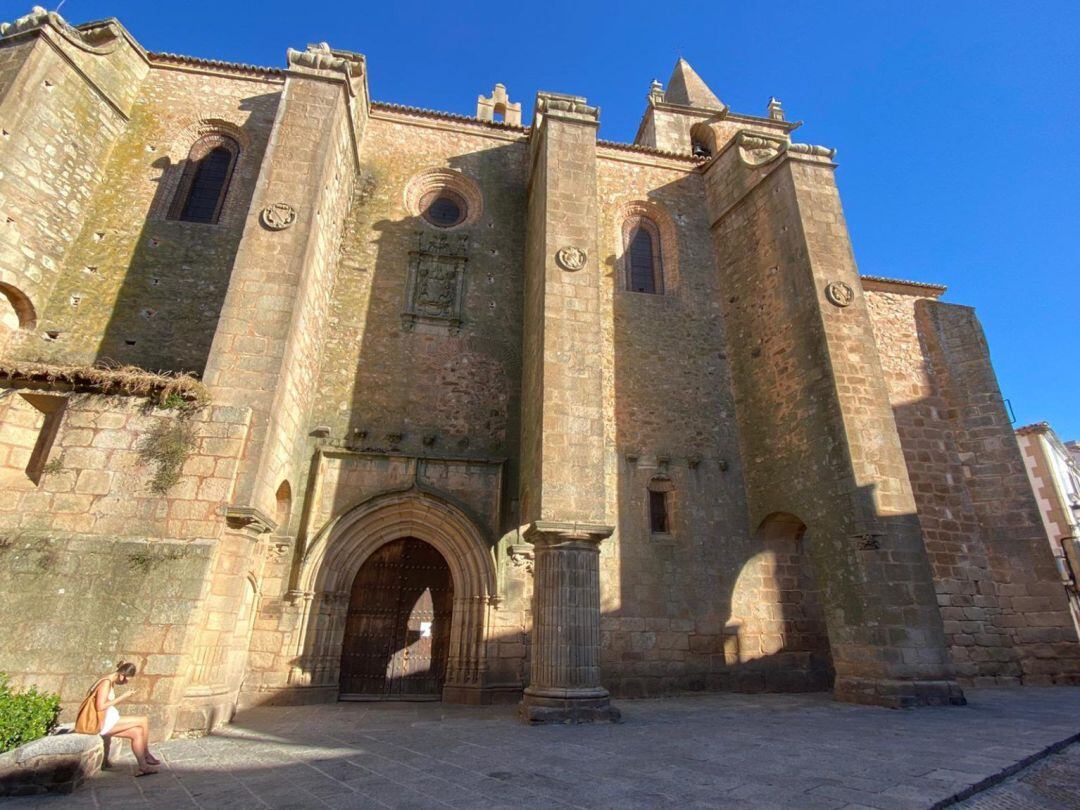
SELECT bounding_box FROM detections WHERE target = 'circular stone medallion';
[825,280,855,308]
[261,202,297,231]
[555,245,587,271]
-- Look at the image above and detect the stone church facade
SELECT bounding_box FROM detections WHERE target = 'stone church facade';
[1,6,1078,737]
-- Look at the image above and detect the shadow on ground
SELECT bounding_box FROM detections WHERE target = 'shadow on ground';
[9,688,1080,809]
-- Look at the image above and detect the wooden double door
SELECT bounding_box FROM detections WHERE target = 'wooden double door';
[339,537,454,700]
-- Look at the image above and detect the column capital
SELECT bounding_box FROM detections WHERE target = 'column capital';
[523,521,614,547]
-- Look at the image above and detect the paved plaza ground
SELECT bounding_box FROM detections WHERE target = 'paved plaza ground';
[10,687,1080,809]
[955,742,1080,809]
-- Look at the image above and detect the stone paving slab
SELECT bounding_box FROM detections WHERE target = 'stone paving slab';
[7,687,1080,809]
[954,741,1080,809]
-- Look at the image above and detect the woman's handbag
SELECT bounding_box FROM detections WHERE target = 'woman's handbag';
[73,679,106,734]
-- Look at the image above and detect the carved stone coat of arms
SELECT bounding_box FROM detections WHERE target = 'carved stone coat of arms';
[403,232,469,333]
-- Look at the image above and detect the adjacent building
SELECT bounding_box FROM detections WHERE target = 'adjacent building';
[1017,422,1080,634]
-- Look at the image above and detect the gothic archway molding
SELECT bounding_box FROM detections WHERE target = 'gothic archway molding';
[291,487,498,703]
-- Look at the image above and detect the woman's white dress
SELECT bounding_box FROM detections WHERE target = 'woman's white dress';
[100,686,120,735]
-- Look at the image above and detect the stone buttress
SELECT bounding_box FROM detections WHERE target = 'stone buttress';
[518,92,620,722]
[176,43,368,732]
[701,130,964,707]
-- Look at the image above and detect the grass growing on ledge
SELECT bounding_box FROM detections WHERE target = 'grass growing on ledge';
[139,419,198,494]
[0,360,210,408]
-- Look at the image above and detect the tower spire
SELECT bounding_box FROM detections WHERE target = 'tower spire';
[664,58,724,110]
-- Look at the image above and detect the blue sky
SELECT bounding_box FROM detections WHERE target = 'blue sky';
[26,0,1080,437]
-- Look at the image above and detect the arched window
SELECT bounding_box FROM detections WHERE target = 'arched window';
[624,217,664,294]
[168,134,239,224]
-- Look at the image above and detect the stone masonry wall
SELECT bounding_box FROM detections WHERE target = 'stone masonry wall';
[201,64,361,524]
[18,64,282,374]
[917,301,1080,683]
[245,111,530,701]
[0,387,252,737]
[595,150,767,696]
[864,285,1021,683]
[0,32,135,354]
[252,88,357,523]
[310,114,527,481]
[705,138,959,706]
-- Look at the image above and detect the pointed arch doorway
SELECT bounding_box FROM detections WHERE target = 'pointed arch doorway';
[295,489,498,705]
[339,536,454,699]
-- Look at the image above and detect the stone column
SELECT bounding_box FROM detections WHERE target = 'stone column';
[520,522,619,723]
[518,93,618,721]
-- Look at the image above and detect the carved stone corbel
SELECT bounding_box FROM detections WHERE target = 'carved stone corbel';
[787,142,837,159]
[736,132,786,167]
[507,545,535,574]
[224,506,278,536]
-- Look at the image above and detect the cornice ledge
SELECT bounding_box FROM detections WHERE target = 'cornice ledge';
[285,42,365,93]
[1,6,123,54]
[224,505,278,534]
[860,274,947,298]
[651,99,729,118]
[535,91,600,124]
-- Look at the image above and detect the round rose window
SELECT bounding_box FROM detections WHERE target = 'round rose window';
[419,189,467,228]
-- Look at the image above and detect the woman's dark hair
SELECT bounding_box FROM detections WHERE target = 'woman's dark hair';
[116,661,137,677]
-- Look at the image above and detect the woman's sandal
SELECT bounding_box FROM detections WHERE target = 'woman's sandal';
[135,767,159,777]
[145,753,161,766]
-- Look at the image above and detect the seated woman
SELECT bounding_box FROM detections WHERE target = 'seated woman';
[90,662,160,776]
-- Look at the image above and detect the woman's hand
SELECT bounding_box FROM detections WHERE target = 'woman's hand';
[115,690,136,703]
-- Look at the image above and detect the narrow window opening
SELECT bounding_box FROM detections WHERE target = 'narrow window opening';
[648,477,674,534]
[180,147,233,222]
[649,489,669,533]
[275,480,292,532]
[629,228,656,293]
[168,135,239,225]
[622,215,665,295]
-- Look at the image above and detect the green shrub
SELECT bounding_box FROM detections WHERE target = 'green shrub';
[0,674,61,753]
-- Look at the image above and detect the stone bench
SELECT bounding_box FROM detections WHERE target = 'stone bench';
[0,733,104,796]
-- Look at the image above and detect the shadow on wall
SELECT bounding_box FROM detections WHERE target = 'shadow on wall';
[91,92,280,376]
[886,297,1080,683]
[604,171,839,696]
[253,140,530,704]
[334,144,525,472]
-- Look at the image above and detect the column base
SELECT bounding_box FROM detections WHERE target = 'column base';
[834,677,966,708]
[519,687,622,724]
